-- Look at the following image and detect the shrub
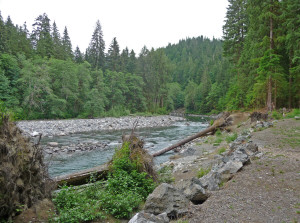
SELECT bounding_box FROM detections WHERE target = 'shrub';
[215,129,222,136]
[226,133,238,143]
[285,109,300,118]
[214,137,223,144]
[272,111,282,120]
[158,165,175,184]
[52,141,156,221]
[197,167,211,178]
[52,183,105,223]
[217,147,226,154]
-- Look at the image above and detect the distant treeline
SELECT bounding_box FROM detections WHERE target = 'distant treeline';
[0,0,299,120]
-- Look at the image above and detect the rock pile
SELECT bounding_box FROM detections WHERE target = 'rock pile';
[199,134,259,191]
[42,141,109,156]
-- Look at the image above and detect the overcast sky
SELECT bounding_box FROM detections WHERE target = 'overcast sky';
[0,0,229,54]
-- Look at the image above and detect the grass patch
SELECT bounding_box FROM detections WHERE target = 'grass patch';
[217,147,226,155]
[215,129,222,137]
[226,133,238,143]
[157,165,175,184]
[285,108,300,118]
[197,167,211,178]
[214,137,223,144]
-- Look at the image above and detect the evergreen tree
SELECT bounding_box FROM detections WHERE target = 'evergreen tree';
[0,11,7,53]
[74,46,84,63]
[51,21,63,59]
[223,0,248,63]
[31,13,54,58]
[62,26,73,59]
[86,20,105,70]
[282,0,300,108]
[106,37,120,71]
[120,47,129,73]
[18,22,33,58]
[127,49,137,74]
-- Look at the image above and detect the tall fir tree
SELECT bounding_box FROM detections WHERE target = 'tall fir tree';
[62,26,73,60]
[0,12,7,53]
[86,20,105,70]
[74,46,84,63]
[51,21,63,59]
[106,37,120,71]
[120,47,129,73]
[31,13,54,58]
[223,0,248,64]
[282,0,300,108]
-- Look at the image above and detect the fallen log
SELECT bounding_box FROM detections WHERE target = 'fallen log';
[152,118,226,157]
[53,163,109,187]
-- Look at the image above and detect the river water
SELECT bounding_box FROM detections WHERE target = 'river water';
[42,119,208,177]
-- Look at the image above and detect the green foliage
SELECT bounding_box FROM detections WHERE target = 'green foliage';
[215,129,222,137]
[217,147,226,155]
[272,111,282,120]
[103,143,155,218]
[52,183,105,223]
[285,109,300,118]
[1,4,300,120]
[226,133,238,143]
[53,143,156,221]
[197,167,211,178]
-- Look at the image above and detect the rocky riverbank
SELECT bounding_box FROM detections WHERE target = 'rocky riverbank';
[16,115,185,137]
[128,114,300,223]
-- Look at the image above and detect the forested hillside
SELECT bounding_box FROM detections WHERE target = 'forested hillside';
[0,0,299,120]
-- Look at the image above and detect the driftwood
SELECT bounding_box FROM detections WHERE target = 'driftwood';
[54,163,109,187]
[152,118,226,157]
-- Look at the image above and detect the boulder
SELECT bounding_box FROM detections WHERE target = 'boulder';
[199,171,221,191]
[128,211,169,223]
[175,178,208,204]
[180,147,196,156]
[144,183,189,219]
[216,160,243,181]
[47,142,59,147]
[242,142,258,156]
[223,147,249,164]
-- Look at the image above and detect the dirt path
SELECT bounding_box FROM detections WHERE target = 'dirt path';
[187,118,300,223]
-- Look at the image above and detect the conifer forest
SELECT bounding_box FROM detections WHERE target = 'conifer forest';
[0,0,299,120]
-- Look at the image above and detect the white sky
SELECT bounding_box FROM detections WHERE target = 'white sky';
[0,0,229,54]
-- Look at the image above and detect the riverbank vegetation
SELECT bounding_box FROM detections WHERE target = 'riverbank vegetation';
[1,0,298,120]
[52,140,156,222]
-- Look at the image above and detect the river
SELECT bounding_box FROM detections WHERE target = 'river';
[41,118,208,177]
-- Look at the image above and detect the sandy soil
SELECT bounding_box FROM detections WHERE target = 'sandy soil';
[186,118,300,223]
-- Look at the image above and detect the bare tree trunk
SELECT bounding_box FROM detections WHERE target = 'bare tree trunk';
[54,164,109,187]
[289,62,292,109]
[267,12,274,112]
[267,76,272,112]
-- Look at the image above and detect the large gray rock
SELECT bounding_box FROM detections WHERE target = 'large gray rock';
[128,211,169,223]
[180,147,196,156]
[175,178,208,204]
[200,159,243,191]
[144,183,190,219]
[223,147,249,164]
[199,171,221,191]
[241,141,258,156]
[217,160,243,182]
